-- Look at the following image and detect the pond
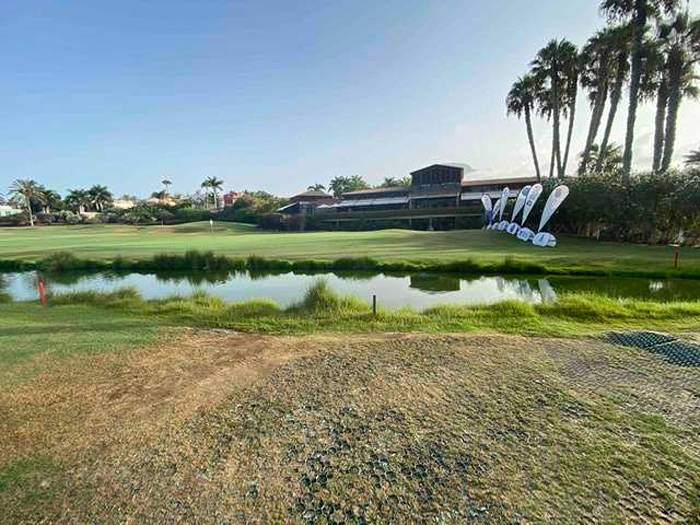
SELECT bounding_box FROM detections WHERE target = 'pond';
[2,270,699,309]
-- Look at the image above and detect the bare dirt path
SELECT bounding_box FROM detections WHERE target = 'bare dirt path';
[1,330,698,523]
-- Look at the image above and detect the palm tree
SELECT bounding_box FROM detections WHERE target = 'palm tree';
[531,39,578,178]
[685,148,700,165]
[201,176,224,209]
[88,185,113,212]
[40,188,63,213]
[595,24,632,173]
[161,178,172,197]
[659,11,700,172]
[560,44,581,176]
[580,143,624,173]
[601,0,682,178]
[507,74,543,180]
[65,189,91,214]
[639,37,670,172]
[307,183,326,192]
[9,179,44,227]
[579,29,613,174]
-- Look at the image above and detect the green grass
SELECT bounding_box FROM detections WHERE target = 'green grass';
[0,222,697,276]
[3,283,698,343]
[0,298,162,384]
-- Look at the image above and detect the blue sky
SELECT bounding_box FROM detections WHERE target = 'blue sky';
[2,0,699,197]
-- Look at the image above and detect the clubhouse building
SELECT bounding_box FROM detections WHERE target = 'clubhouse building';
[279,163,536,230]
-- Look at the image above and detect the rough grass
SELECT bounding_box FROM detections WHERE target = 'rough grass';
[0,223,698,278]
[1,331,697,522]
[4,281,696,337]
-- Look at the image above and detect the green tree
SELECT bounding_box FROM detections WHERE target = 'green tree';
[596,24,633,173]
[40,188,63,213]
[201,176,224,209]
[65,189,91,214]
[328,175,369,197]
[685,149,700,166]
[306,183,326,192]
[162,178,172,196]
[658,11,700,172]
[88,185,113,212]
[601,0,681,177]
[507,74,543,180]
[9,179,44,227]
[579,142,624,174]
[531,39,578,178]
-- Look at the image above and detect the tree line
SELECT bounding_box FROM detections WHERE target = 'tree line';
[306,175,412,197]
[507,0,699,179]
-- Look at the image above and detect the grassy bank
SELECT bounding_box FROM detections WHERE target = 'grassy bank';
[0,222,697,277]
[2,281,697,339]
[2,247,699,280]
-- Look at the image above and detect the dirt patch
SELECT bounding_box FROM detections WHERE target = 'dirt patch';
[1,331,698,523]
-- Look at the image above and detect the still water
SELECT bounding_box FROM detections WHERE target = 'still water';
[2,270,699,309]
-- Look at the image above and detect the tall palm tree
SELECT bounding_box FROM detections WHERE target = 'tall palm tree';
[307,183,326,192]
[88,185,113,212]
[601,0,682,178]
[201,176,224,209]
[659,11,700,172]
[561,45,581,176]
[579,29,614,174]
[638,36,671,172]
[595,24,633,173]
[162,178,172,196]
[685,148,700,165]
[531,39,577,178]
[507,74,543,180]
[65,189,91,214]
[9,179,44,227]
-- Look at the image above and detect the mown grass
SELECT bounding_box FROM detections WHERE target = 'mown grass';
[4,280,697,338]
[0,297,162,384]
[0,222,698,278]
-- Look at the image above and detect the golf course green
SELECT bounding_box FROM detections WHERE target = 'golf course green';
[0,222,697,276]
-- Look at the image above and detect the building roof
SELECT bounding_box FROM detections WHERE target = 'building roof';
[410,163,475,175]
[461,176,539,188]
[341,186,409,197]
[292,190,333,199]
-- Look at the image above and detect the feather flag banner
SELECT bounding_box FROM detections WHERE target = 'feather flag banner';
[480,194,493,225]
[511,185,531,222]
[538,185,569,232]
[498,187,510,222]
[520,183,543,226]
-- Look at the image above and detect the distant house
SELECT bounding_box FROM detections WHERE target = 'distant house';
[112,199,136,210]
[0,204,22,217]
[276,190,336,216]
[223,191,243,207]
[146,196,179,207]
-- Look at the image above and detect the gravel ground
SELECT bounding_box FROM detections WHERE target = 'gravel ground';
[1,330,698,523]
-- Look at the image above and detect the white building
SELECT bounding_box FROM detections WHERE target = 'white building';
[0,204,22,217]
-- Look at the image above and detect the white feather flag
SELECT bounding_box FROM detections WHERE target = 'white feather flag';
[538,185,569,232]
[498,187,510,221]
[520,183,543,226]
[511,185,531,223]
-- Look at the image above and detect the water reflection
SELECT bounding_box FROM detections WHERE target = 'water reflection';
[2,269,698,308]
